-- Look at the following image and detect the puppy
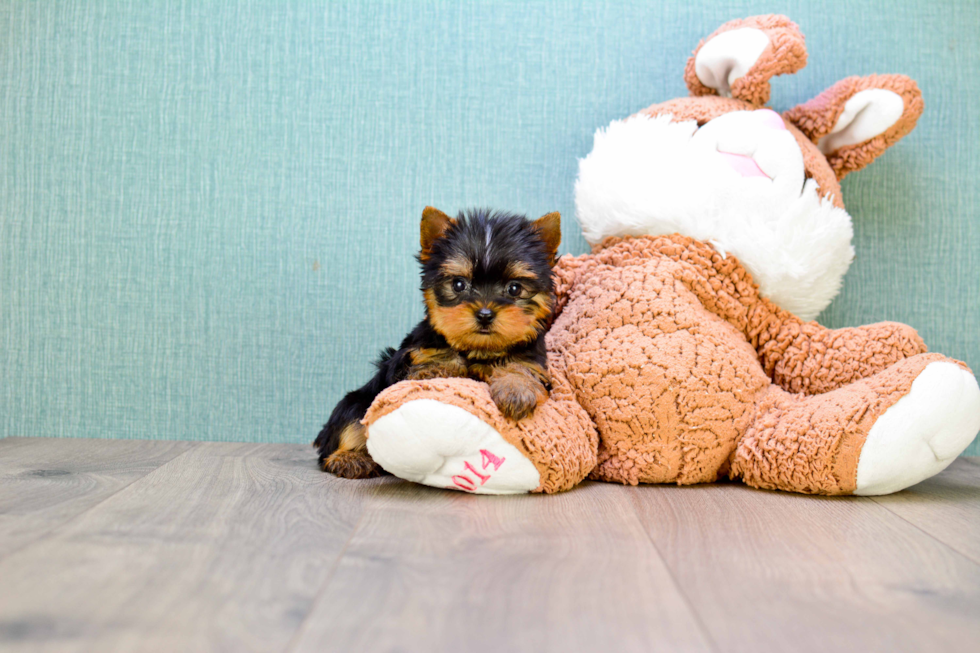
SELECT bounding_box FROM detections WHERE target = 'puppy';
[315,207,561,478]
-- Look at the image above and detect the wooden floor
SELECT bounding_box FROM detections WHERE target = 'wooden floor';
[1,438,978,653]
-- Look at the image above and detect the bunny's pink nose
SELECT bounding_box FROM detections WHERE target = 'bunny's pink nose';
[756,108,787,130]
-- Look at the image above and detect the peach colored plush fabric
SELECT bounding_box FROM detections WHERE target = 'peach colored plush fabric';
[784,74,924,180]
[365,235,967,495]
[783,120,846,208]
[640,96,753,125]
[684,15,807,106]
[735,353,950,494]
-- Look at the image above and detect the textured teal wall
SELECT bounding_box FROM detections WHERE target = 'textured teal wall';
[2,1,978,453]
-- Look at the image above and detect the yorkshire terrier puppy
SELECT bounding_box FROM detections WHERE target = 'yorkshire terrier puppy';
[315,206,561,479]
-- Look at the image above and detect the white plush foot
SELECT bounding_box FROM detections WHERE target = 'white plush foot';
[856,362,980,495]
[366,399,540,495]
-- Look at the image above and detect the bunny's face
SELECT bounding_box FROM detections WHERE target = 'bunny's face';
[690,109,814,205]
[574,15,923,320]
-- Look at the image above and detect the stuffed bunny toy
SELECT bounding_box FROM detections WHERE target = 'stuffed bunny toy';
[359,15,980,496]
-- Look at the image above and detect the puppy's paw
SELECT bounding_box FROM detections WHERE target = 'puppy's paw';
[406,363,467,380]
[406,348,469,380]
[321,450,385,479]
[489,373,548,421]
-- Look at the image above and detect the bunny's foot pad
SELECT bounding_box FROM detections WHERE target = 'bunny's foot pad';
[366,399,540,495]
[856,362,980,495]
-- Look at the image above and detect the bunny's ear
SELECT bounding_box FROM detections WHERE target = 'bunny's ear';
[685,15,807,106]
[783,75,923,181]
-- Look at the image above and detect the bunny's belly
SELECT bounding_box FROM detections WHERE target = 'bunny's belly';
[552,255,770,485]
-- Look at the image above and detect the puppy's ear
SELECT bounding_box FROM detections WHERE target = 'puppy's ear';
[420,206,454,260]
[532,212,561,264]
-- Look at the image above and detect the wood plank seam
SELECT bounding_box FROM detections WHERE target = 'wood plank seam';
[0,443,200,565]
[628,487,723,653]
[869,498,980,567]
[282,509,370,653]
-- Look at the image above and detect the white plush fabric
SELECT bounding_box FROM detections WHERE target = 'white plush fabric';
[818,88,906,154]
[856,362,980,496]
[694,27,770,97]
[367,399,541,495]
[575,112,855,320]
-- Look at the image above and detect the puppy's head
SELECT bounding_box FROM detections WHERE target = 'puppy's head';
[418,207,560,354]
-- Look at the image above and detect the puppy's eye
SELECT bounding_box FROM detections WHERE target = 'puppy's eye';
[507,282,522,297]
[452,278,467,293]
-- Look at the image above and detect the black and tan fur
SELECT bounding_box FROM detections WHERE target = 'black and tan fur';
[314,207,561,478]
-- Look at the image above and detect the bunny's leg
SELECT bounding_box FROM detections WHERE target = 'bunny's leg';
[749,298,928,395]
[732,353,980,495]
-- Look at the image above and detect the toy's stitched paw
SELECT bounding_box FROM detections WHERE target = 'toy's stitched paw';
[321,450,385,479]
[856,362,980,495]
[489,373,548,421]
[366,399,540,494]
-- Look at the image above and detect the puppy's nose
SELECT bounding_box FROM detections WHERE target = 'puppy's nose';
[476,308,495,326]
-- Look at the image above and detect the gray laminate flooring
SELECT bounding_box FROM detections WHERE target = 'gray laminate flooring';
[1,437,978,653]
